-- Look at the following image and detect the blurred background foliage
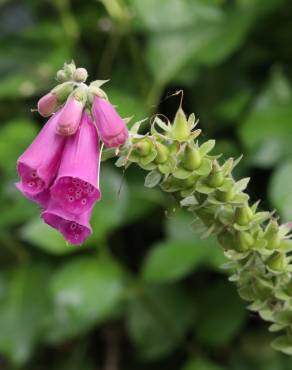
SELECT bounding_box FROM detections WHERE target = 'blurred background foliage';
[0,0,292,369]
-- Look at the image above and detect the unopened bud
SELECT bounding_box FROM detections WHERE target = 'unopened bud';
[235,204,253,226]
[267,253,287,271]
[63,62,76,79]
[182,144,201,171]
[73,67,88,83]
[154,142,169,164]
[37,92,59,117]
[265,220,281,249]
[133,139,152,157]
[237,231,254,252]
[56,70,68,83]
[182,174,199,189]
[206,162,224,188]
[171,107,190,141]
[52,82,74,103]
[216,188,235,202]
[56,94,84,136]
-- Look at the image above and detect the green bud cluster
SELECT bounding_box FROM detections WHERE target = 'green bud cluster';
[115,106,292,355]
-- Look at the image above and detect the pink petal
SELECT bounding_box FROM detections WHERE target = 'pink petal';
[17,110,65,198]
[50,113,101,215]
[42,201,92,245]
[37,92,59,117]
[92,96,128,148]
[56,96,83,136]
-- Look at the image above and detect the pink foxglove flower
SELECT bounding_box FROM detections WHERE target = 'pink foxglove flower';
[50,113,101,215]
[42,201,92,245]
[38,92,59,117]
[92,96,128,148]
[17,111,65,198]
[56,95,84,136]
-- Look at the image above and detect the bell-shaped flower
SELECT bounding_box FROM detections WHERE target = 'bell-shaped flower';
[56,91,85,136]
[91,96,128,148]
[42,201,92,245]
[50,112,101,215]
[16,111,66,198]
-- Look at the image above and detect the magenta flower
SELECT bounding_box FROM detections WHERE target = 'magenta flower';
[92,96,128,148]
[56,95,84,136]
[42,201,92,245]
[38,92,59,117]
[50,112,101,215]
[17,111,65,198]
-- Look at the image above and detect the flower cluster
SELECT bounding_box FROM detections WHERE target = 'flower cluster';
[16,62,128,245]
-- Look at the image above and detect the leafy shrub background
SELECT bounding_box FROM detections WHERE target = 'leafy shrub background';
[0,0,292,369]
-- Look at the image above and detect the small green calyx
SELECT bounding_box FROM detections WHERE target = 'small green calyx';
[265,220,281,249]
[171,108,190,141]
[154,142,169,164]
[52,82,74,103]
[182,144,202,171]
[216,188,235,202]
[206,162,224,188]
[133,139,152,157]
[235,204,253,226]
[237,231,254,252]
[267,253,288,272]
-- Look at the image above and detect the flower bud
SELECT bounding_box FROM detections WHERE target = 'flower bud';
[73,67,88,83]
[216,188,235,202]
[171,107,190,141]
[267,253,288,272]
[133,139,152,157]
[56,70,68,83]
[265,220,281,249]
[181,174,199,189]
[182,144,202,171]
[206,162,224,188]
[37,92,59,117]
[235,204,253,226]
[56,90,85,136]
[52,82,74,103]
[154,142,169,164]
[236,231,254,252]
[63,61,76,79]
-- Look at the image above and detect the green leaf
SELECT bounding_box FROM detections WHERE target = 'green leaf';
[142,240,206,283]
[0,264,51,365]
[269,161,292,221]
[127,284,195,360]
[144,170,162,188]
[271,335,292,355]
[195,281,247,346]
[20,217,75,255]
[239,70,292,167]
[182,358,226,370]
[46,257,126,343]
[89,165,129,242]
[0,119,37,177]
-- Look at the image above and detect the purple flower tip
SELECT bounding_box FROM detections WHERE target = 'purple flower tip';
[56,96,84,136]
[42,202,92,245]
[38,92,59,117]
[92,96,128,148]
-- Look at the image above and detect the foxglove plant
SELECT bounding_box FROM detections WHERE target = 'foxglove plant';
[17,63,292,354]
